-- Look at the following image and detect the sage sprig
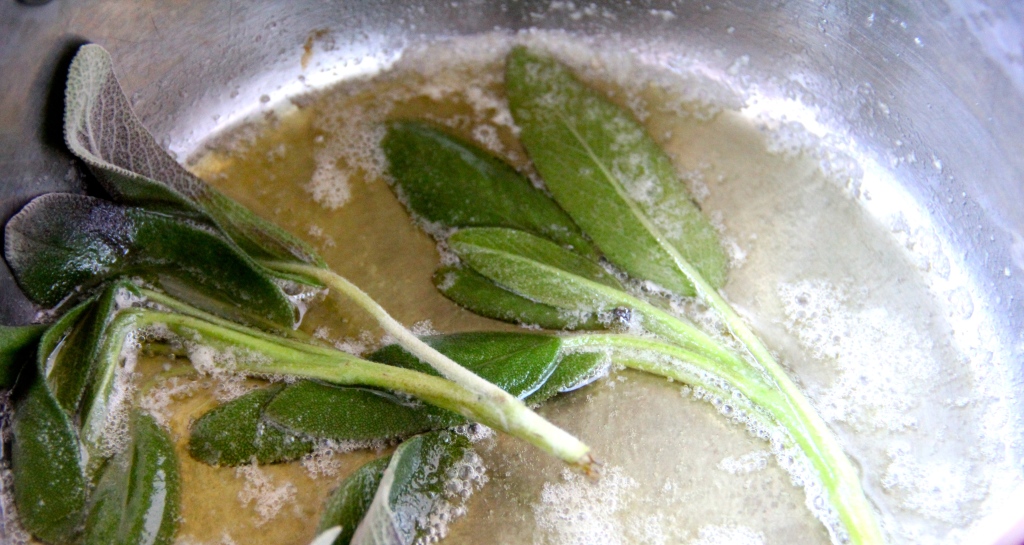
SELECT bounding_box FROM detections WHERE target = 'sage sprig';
[381,47,884,545]
[36,43,595,472]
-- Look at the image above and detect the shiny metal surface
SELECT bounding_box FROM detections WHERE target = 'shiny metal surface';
[1,1,1022,542]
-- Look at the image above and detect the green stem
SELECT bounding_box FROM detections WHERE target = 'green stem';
[658,250,883,544]
[108,307,593,470]
[262,262,595,470]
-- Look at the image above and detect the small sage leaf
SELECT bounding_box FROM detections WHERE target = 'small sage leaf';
[310,527,345,545]
[0,323,45,389]
[525,351,609,405]
[369,331,564,400]
[188,384,314,466]
[11,378,88,544]
[351,430,480,545]
[4,193,297,328]
[383,121,596,259]
[83,410,182,545]
[506,47,728,295]
[317,456,391,545]
[37,297,96,412]
[432,266,603,330]
[448,227,627,313]
[64,44,323,268]
[264,381,462,444]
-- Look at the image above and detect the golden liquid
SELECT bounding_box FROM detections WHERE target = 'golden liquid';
[134,35,1001,545]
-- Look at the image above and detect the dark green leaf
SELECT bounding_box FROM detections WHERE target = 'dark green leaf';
[11,378,88,544]
[448,227,627,313]
[64,44,323,268]
[37,297,96,412]
[188,384,314,466]
[383,121,596,259]
[0,323,45,389]
[432,265,604,330]
[370,331,563,399]
[317,456,391,544]
[525,351,608,405]
[83,410,182,545]
[351,430,478,544]
[4,193,298,328]
[264,381,462,444]
[265,332,564,444]
[506,47,728,295]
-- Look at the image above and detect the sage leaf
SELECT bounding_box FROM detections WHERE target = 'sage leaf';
[0,323,45,389]
[265,332,565,443]
[506,46,728,295]
[4,193,298,327]
[264,381,462,444]
[448,227,626,313]
[383,121,596,259]
[83,410,182,545]
[37,297,96,412]
[11,378,88,544]
[351,430,479,544]
[369,331,563,399]
[525,351,608,405]
[188,384,314,466]
[64,44,323,268]
[317,456,391,545]
[311,527,345,545]
[433,266,603,330]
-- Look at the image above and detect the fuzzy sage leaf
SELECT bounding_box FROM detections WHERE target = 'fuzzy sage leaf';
[4,193,298,327]
[317,456,391,545]
[64,44,323,268]
[83,410,182,545]
[11,378,88,544]
[506,46,728,296]
[350,430,479,544]
[0,324,46,389]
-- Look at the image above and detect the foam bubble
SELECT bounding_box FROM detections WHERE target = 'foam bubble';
[532,466,639,545]
[235,464,297,527]
[686,524,765,545]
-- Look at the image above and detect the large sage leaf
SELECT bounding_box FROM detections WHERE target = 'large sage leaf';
[448,227,626,313]
[83,410,182,545]
[382,121,596,259]
[370,331,564,399]
[64,44,323,267]
[0,323,45,389]
[264,332,566,444]
[351,430,478,544]
[317,456,391,545]
[524,351,608,405]
[37,297,96,412]
[264,381,462,444]
[506,47,728,296]
[4,193,297,327]
[11,378,88,544]
[433,265,603,330]
[188,384,314,466]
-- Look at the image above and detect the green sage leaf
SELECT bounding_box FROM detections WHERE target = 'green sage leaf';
[317,456,391,545]
[83,410,182,545]
[432,265,603,330]
[525,351,609,405]
[4,193,297,327]
[11,378,88,544]
[506,46,728,295]
[37,297,96,412]
[0,323,45,389]
[448,227,626,313]
[188,384,314,466]
[64,44,323,268]
[265,332,565,444]
[351,430,479,544]
[264,381,462,444]
[369,331,563,399]
[382,120,596,259]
